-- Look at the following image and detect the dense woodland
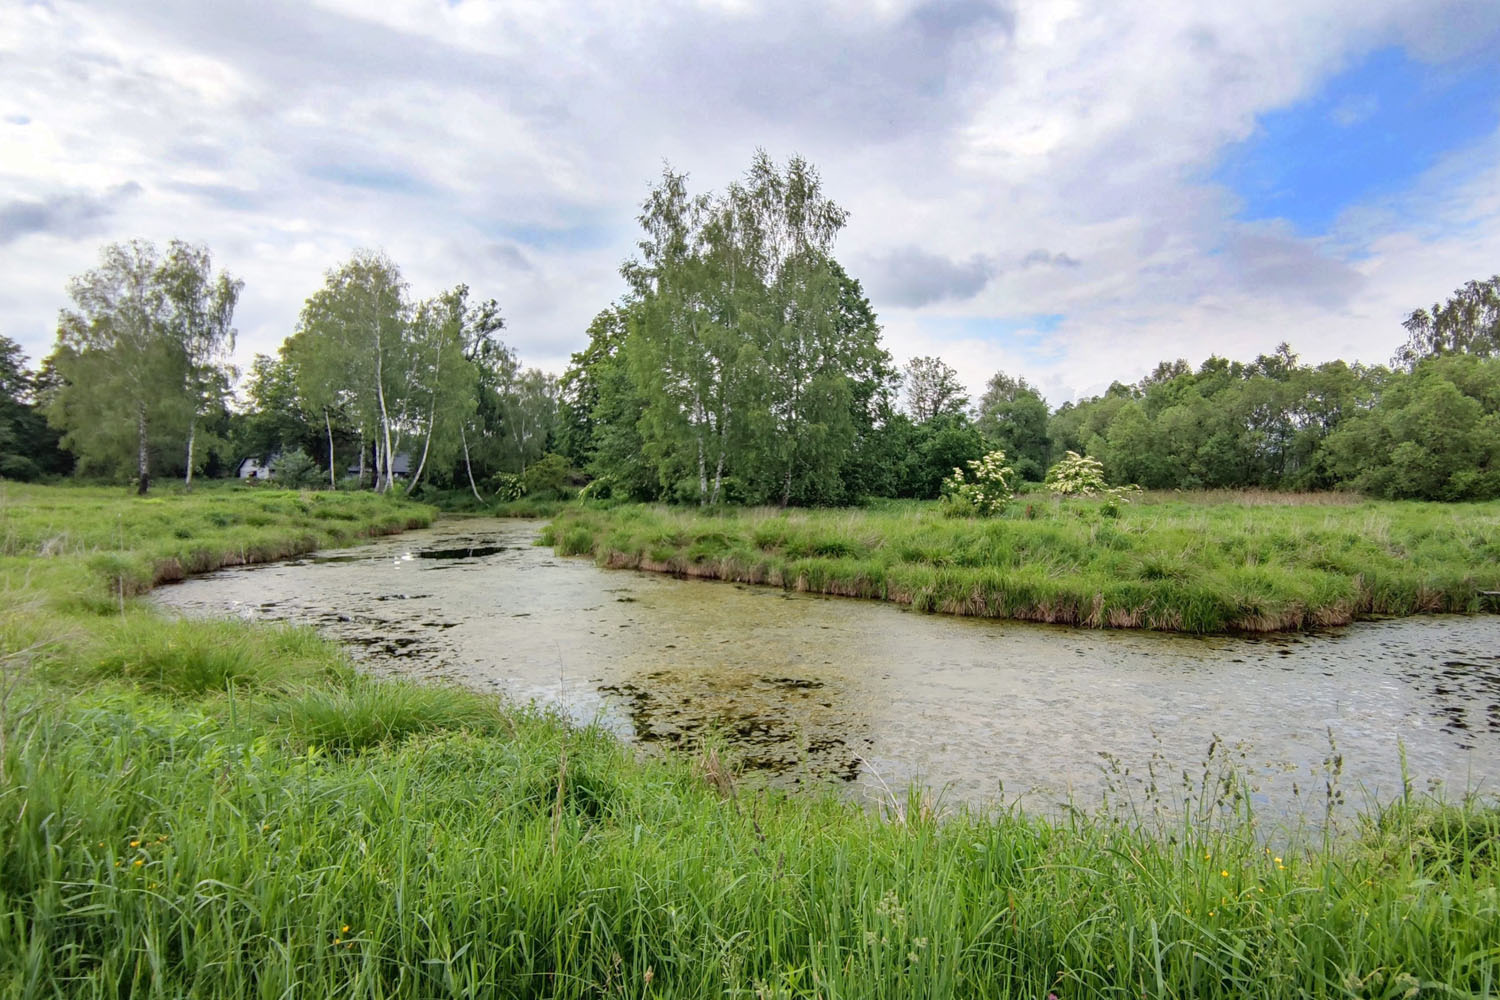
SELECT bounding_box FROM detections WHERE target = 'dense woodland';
[2,154,1498,502]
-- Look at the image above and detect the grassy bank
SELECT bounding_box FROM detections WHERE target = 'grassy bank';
[541,495,1500,633]
[2,484,1498,997]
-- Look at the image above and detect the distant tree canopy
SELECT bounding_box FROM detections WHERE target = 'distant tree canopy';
[47,240,240,493]
[1396,275,1500,368]
[15,193,1498,504]
[567,151,895,506]
[0,336,70,481]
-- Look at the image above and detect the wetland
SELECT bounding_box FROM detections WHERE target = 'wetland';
[155,517,1500,817]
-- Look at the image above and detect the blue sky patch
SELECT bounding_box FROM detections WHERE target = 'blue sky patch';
[929,313,1066,361]
[1214,46,1500,233]
[310,164,431,196]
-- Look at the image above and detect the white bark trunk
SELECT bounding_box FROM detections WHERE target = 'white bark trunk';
[460,423,483,501]
[184,417,196,490]
[325,409,337,488]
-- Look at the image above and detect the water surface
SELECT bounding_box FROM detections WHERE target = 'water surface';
[154,519,1500,817]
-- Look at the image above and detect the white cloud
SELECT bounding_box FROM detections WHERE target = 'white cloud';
[1,0,1497,405]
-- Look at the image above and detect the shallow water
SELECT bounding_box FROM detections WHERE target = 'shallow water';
[153,518,1500,817]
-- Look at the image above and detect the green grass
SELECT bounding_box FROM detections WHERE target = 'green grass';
[2,483,1498,997]
[541,494,1500,633]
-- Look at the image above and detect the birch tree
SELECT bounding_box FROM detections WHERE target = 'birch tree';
[289,251,409,492]
[157,240,241,488]
[49,241,190,493]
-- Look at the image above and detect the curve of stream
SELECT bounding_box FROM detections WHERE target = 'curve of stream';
[153,518,1500,820]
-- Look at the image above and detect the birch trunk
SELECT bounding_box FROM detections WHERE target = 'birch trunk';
[136,403,150,495]
[460,423,483,501]
[325,409,337,488]
[184,416,196,490]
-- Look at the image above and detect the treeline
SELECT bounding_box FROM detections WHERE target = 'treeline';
[2,242,565,497]
[2,153,1496,502]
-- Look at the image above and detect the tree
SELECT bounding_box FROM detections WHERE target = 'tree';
[1396,275,1500,367]
[495,368,558,476]
[157,241,241,488]
[403,286,483,489]
[49,240,199,493]
[558,307,629,470]
[974,370,1050,481]
[288,251,409,492]
[901,355,968,423]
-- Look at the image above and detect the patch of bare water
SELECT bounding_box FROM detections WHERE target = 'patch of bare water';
[153,518,1500,818]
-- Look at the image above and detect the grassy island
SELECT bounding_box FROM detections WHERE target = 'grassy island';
[1,484,1497,997]
[542,494,1500,633]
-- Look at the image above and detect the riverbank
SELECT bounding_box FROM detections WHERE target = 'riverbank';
[541,495,1500,633]
[3,485,1498,997]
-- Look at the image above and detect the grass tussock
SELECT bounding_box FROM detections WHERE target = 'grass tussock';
[542,497,1500,633]
[2,484,1498,996]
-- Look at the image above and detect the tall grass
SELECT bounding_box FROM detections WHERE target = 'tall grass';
[3,684,1497,998]
[2,484,1497,996]
[542,496,1500,632]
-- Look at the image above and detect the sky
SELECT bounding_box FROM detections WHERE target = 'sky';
[2,0,1499,406]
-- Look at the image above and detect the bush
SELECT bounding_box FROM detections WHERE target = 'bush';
[488,473,524,502]
[940,450,1016,517]
[1044,451,1109,496]
[271,449,324,489]
[522,453,579,499]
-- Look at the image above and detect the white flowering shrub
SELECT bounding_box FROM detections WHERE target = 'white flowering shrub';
[940,450,1016,517]
[1043,451,1108,496]
[1044,450,1141,515]
[488,473,524,502]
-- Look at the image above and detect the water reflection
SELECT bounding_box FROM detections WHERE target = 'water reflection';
[153,519,1500,816]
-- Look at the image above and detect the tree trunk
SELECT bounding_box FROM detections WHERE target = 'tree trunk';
[693,389,707,506]
[373,286,395,493]
[461,423,483,501]
[711,446,726,506]
[136,403,150,495]
[409,396,437,488]
[325,409,337,488]
[356,427,366,487]
[184,416,196,491]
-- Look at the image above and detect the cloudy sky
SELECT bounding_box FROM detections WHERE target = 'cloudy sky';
[3,0,1499,404]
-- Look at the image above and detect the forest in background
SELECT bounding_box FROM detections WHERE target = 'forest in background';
[2,153,1497,503]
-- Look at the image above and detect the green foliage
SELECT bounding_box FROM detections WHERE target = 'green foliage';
[488,472,524,502]
[1044,450,1108,495]
[47,240,241,492]
[521,452,577,498]
[3,483,1500,999]
[974,370,1049,480]
[270,448,324,489]
[1396,273,1500,366]
[614,152,892,507]
[939,450,1016,517]
[545,496,1500,633]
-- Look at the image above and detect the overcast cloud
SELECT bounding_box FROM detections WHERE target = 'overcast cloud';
[2,0,1498,404]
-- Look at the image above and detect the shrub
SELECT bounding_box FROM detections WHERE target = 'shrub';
[488,473,524,502]
[522,453,578,498]
[940,450,1016,517]
[1044,451,1109,496]
[271,449,324,489]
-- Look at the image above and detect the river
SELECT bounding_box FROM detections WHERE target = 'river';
[152,518,1500,820]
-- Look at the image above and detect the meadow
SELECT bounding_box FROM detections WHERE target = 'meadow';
[541,494,1500,633]
[1,483,1497,997]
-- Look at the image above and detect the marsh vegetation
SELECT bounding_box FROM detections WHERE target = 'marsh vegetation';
[3,486,1499,996]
